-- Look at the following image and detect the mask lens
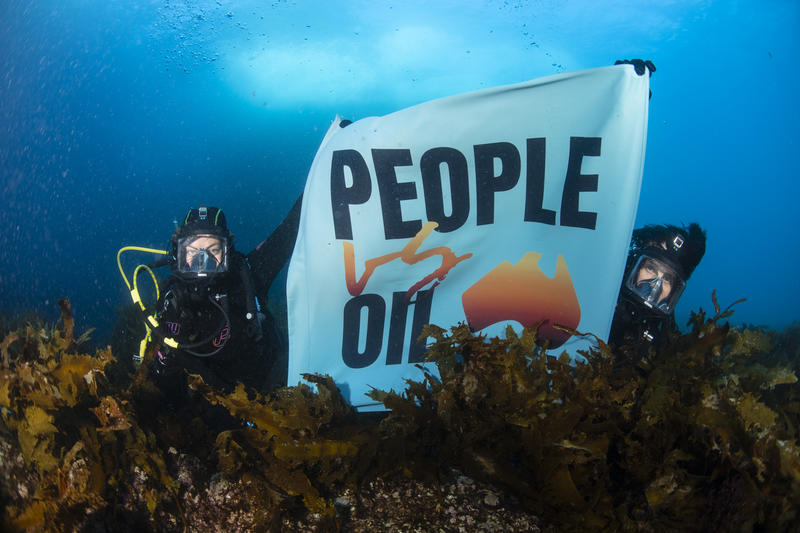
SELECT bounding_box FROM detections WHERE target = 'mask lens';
[624,255,686,314]
[178,235,228,276]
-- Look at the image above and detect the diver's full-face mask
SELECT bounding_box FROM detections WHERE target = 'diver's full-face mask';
[177,234,228,277]
[624,254,686,314]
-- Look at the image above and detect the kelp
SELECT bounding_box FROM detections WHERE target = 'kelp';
[186,373,369,518]
[365,322,629,528]
[0,300,379,530]
[361,292,800,531]
[1,294,799,531]
[0,300,180,532]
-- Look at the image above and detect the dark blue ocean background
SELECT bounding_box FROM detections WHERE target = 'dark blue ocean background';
[1,0,798,345]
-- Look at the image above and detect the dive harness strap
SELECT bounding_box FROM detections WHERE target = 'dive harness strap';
[141,289,230,356]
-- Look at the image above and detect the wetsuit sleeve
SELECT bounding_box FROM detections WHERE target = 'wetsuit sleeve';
[247,193,303,298]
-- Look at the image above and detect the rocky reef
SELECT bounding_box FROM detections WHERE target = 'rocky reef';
[1,294,798,531]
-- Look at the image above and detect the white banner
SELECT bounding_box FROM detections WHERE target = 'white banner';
[287,65,649,410]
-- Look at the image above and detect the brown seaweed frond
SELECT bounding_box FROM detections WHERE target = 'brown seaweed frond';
[364,293,800,531]
[187,372,373,518]
[0,300,181,532]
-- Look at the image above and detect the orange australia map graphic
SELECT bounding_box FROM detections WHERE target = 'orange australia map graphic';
[461,252,581,349]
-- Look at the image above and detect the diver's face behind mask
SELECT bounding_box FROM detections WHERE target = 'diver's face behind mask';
[624,255,686,314]
[177,234,228,277]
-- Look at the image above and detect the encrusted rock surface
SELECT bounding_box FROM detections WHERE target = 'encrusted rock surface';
[299,472,542,533]
[173,458,542,532]
[145,443,543,532]
[0,437,38,511]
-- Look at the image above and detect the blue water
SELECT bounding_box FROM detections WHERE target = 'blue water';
[1,0,798,341]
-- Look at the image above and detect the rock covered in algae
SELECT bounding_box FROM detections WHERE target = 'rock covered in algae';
[1,294,799,531]
[0,300,544,531]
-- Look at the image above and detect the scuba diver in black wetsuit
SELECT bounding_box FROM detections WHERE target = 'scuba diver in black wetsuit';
[605,224,706,518]
[608,223,706,356]
[118,195,302,394]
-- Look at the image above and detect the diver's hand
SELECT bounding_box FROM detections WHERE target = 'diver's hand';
[615,59,656,77]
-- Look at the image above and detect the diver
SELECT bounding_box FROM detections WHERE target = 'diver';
[125,197,302,395]
[608,223,706,354]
